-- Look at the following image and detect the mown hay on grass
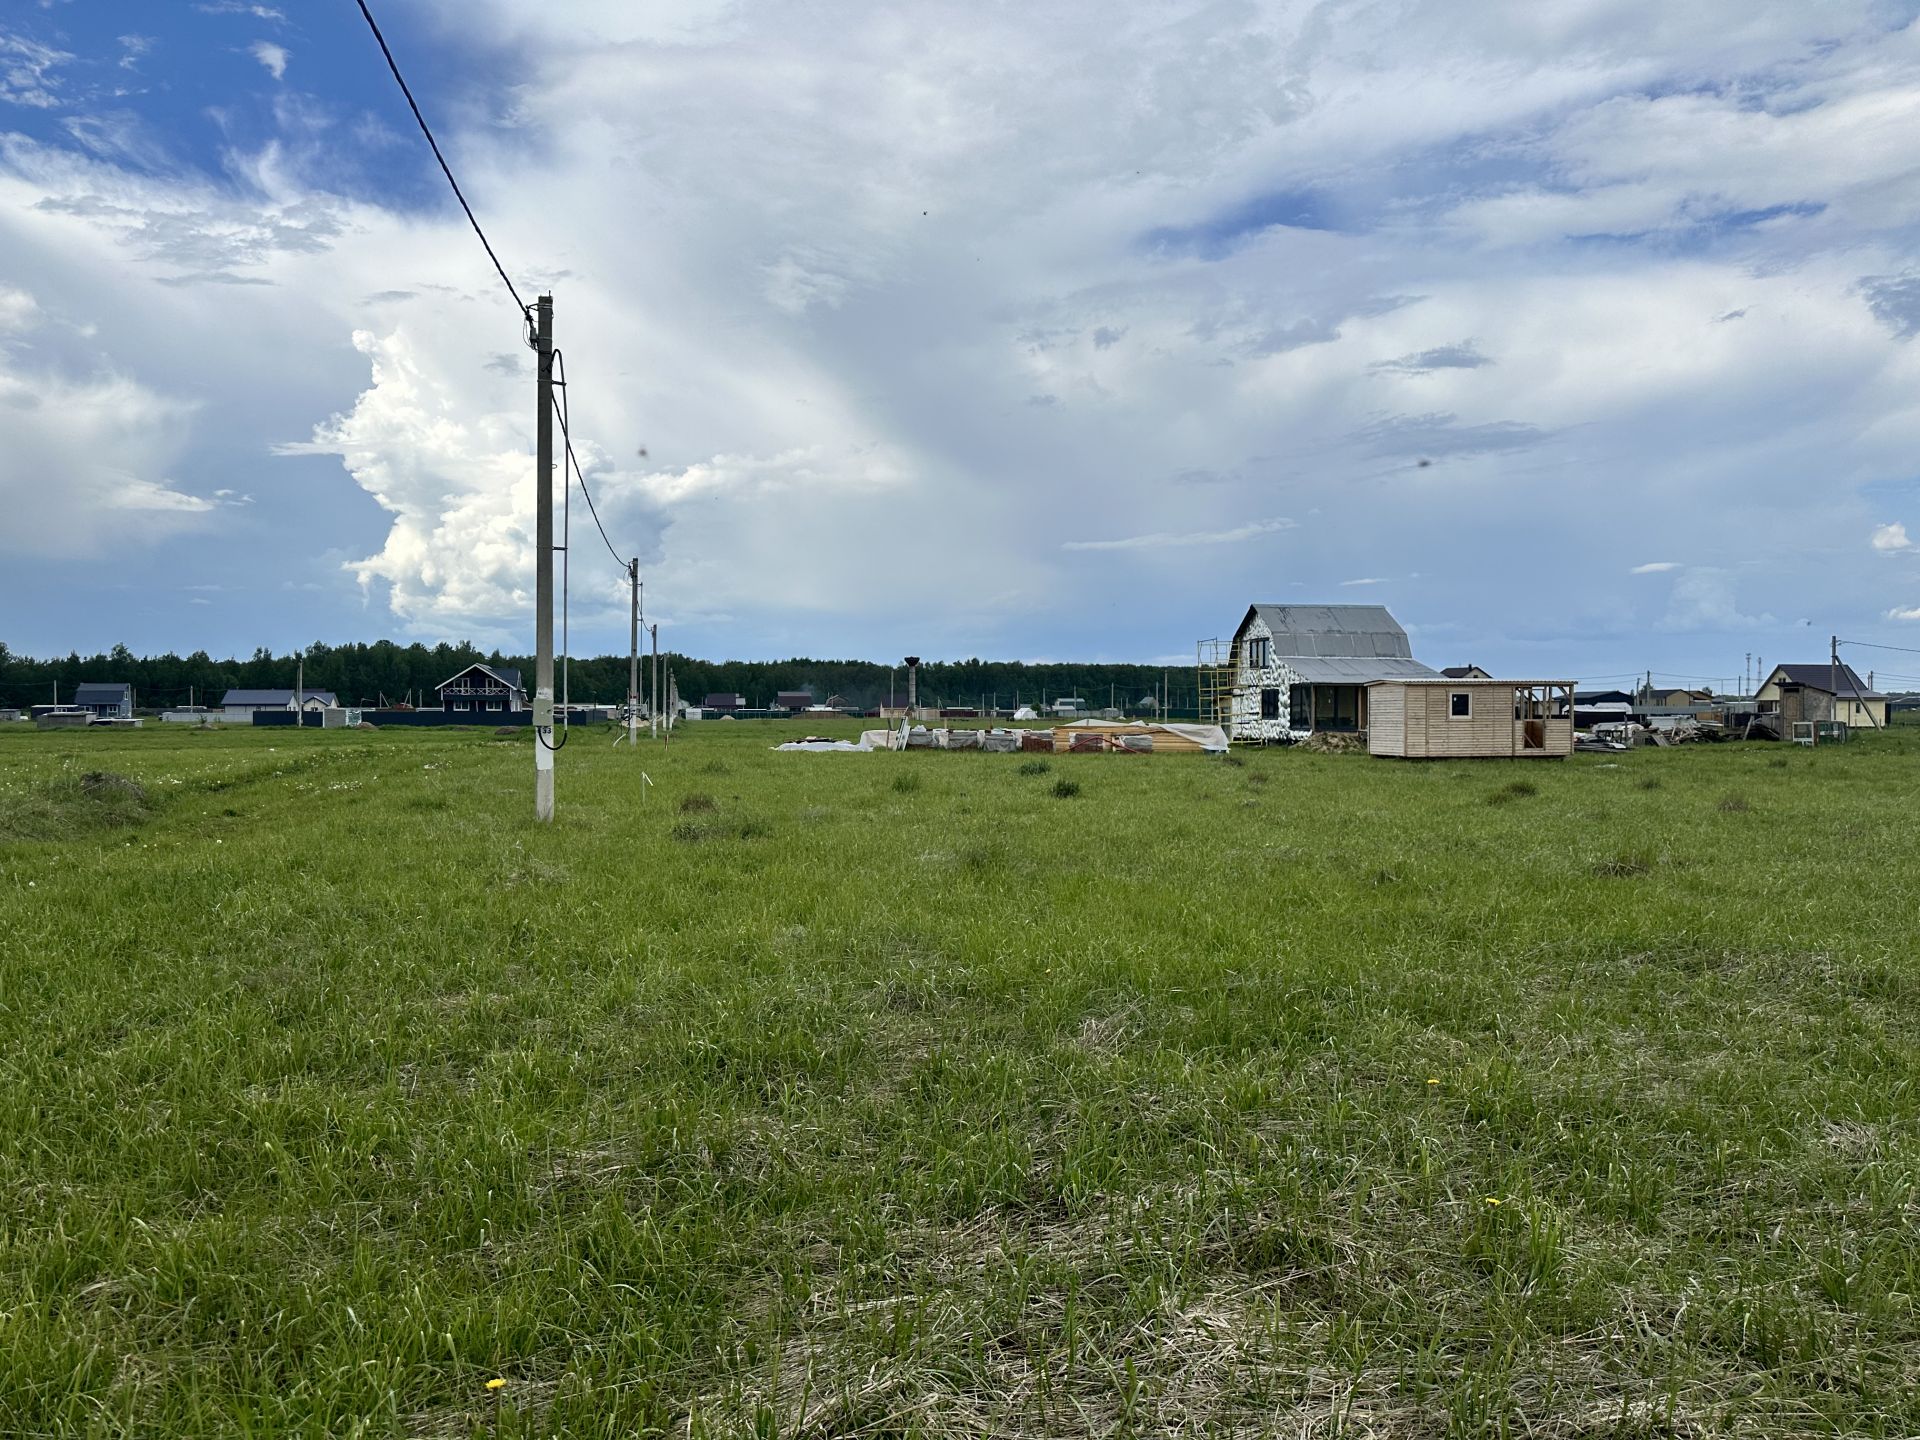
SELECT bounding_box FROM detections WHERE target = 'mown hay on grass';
[0,771,154,842]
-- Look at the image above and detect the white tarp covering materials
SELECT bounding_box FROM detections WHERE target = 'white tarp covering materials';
[1013,706,1039,720]
[1058,719,1230,753]
[774,735,875,752]
[780,719,1230,755]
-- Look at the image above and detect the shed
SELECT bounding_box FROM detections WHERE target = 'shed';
[1368,679,1576,759]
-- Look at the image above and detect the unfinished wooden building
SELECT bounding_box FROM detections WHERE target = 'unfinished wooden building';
[1367,679,1576,759]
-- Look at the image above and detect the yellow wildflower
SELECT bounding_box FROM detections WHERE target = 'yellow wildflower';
[486,1378,507,1392]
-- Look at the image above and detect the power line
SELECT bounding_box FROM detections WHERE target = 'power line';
[353,0,529,317]
[1838,638,1920,657]
[551,350,627,571]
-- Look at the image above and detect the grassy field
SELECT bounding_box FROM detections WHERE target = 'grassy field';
[2,718,1917,1437]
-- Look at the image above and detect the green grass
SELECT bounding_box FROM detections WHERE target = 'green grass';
[2,720,1919,1436]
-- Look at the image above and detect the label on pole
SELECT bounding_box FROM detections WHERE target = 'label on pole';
[535,735,555,771]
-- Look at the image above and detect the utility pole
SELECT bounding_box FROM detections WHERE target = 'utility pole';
[623,558,640,747]
[534,293,556,821]
[650,624,660,739]
[296,650,304,729]
[1831,634,1842,729]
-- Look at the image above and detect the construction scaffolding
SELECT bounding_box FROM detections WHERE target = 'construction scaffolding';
[1196,638,1241,730]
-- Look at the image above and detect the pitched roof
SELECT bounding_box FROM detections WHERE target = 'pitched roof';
[72,683,131,705]
[702,692,743,708]
[221,689,339,707]
[1439,665,1489,679]
[1768,663,1885,699]
[1285,656,1441,683]
[433,662,523,693]
[1240,604,1415,659]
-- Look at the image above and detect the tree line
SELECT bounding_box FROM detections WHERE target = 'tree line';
[0,641,1206,715]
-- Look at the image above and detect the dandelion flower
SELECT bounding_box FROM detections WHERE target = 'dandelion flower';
[1484,1196,1501,1206]
[1426,1078,1439,1086]
[486,1377,507,1392]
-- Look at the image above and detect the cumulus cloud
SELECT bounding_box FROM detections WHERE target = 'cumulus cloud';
[1870,521,1912,552]
[1888,605,1920,622]
[276,329,545,632]
[1631,561,1681,573]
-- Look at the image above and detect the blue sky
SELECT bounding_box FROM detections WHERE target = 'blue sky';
[6,1,1920,689]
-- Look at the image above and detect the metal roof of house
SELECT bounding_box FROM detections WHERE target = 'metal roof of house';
[434,663,523,692]
[220,688,339,706]
[702,693,743,707]
[72,683,131,704]
[1242,604,1415,659]
[1768,663,1885,699]
[1286,656,1441,683]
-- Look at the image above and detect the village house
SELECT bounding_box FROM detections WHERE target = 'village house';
[220,688,338,723]
[1754,664,1888,732]
[433,662,526,716]
[773,690,813,712]
[1439,665,1492,680]
[1219,604,1439,742]
[72,682,133,719]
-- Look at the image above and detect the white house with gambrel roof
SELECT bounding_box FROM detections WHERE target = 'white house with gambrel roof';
[1227,604,1438,742]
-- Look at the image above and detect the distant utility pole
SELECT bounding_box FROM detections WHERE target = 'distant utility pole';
[534,293,556,821]
[650,624,660,740]
[622,558,641,748]
[296,650,304,729]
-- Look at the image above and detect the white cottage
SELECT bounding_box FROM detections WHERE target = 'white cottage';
[1221,604,1438,743]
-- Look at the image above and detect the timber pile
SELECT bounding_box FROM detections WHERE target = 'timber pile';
[1051,721,1227,754]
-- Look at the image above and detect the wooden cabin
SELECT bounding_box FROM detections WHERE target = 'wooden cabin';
[1367,679,1575,759]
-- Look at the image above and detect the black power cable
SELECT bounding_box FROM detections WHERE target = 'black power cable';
[353,0,530,320]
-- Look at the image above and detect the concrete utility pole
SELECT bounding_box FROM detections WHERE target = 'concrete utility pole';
[623,558,641,747]
[905,656,920,717]
[650,623,660,739]
[534,293,556,821]
[296,650,304,729]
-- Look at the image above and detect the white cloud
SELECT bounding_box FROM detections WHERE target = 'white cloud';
[1656,567,1771,633]
[0,35,68,109]
[1631,561,1681,573]
[1870,522,1912,552]
[249,41,288,81]
[1340,576,1389,586]
[0,362,211,558]
[1888,606,1920,622]
[276,328,540,632]
[1062,518,1296,552]
[8,0,1920,667]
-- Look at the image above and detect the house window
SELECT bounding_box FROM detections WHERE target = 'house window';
[454,700,469,712]
[1289,687,1310,729]
[1260,688,1280,720]
[1449,691,1471,718]
[489,699,503,712]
